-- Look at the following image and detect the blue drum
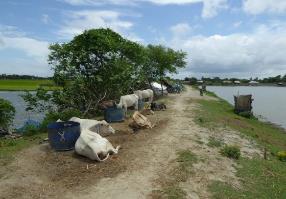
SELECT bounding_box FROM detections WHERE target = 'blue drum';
[47,121,80,151]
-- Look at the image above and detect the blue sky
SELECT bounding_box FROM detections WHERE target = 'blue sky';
[1,0,286,78]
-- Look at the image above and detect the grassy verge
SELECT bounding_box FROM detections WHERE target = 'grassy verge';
[0,79,61,91]
[194,94,286,198]
[209,157,286,198]
[152,150,198,199]
[195,98,286,154]
[0,133,47,166]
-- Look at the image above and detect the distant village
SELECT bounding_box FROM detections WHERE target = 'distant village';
[185,75,286,86]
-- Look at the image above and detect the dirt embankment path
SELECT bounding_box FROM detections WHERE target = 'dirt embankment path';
[0,87,262,199]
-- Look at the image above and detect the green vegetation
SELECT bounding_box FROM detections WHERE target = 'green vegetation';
[0,98,15,131]
[185,74,286,85]
[40,108,82,130]
[0,133,47,166]
[207,137,223,148]
[194,96,286,198]
[220,145,241,159]
[209,158,286,199]
[277,151,286,162]
[23,28,186,118]
[195,98,286,154]
[154,150,198,199]
[0,79,60,91]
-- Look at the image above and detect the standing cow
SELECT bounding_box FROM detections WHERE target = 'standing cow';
[134,89,154,103]
[117,94,139,116]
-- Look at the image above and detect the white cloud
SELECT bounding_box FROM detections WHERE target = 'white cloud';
[62,0,228,18]
[0,29,51,76]
[233,21,242,28]
[243,0,286,15]
[41,14,50,24]
[170,23,192,37]
[58,10,134,39]
[169,22,286,77]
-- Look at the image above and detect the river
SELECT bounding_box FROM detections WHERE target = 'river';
[0,91,44,128]
[207,86,286,129]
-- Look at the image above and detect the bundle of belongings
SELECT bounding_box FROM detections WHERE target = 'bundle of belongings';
[151,102,167,111]
[69,117,120,161]
[129,111,154,131]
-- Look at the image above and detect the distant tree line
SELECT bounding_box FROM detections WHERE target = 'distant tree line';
[0,74,52,80]
[185,74,286,85]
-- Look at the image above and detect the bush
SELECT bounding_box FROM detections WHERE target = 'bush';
[277,151,286,162]
[220,145,241,159]
[0,98,15,131]
[22,124,39,136]
[41,108,82,130]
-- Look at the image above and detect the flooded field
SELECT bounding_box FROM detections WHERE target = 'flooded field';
[208,86,286,129]
[0,91,44,128]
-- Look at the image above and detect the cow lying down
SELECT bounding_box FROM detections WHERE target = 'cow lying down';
[69,117,120,162]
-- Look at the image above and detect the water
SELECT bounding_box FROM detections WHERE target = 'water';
[0,91,44,128]
[207,86,286,129]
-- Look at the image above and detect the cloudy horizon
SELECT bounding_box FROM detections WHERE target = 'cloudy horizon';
[1,0,286,78]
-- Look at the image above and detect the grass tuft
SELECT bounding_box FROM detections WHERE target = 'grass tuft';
[220,145,241,159]
[207,137,223,148]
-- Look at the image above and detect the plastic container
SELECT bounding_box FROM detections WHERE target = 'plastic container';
[104,107,125,123]
[138,99,145,110]
[47,121,80,151]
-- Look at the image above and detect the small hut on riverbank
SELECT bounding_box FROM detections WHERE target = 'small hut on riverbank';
[234,94,253,116]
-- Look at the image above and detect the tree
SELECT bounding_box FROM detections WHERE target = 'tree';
[48,28,145,115]
[189,77,198,85]
[142,45,187,94]
[22,28,187,117]
[282,74,286,82]
[0,98,15,132]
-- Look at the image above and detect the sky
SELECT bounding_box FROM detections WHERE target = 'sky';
[1,0,286,78]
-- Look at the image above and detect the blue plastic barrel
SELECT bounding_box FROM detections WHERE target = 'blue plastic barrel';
[138,99,145,110]
[104,107,124,123]
[47,121,80,151]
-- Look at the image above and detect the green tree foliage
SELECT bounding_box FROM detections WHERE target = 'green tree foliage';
[143,45,187,84]
[48,28,145,115]
[0,98,15,131]
[142,45,186,94]
[22,28,187,116]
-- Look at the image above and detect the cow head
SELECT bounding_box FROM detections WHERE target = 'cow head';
[95,121,115,134]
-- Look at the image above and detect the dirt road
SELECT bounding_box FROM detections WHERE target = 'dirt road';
[0,86,261,199]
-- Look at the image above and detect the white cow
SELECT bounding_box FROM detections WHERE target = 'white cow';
[69,117,119,161]
[117,94,139,115]
[134,89,154,103]
[69,117,115,134]
[75,128,120,161]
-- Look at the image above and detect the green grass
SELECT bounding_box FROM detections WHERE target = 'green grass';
[209,158,286,199]
[220,145,241,159]
[0,133,47,166]
[195,99,286,154]
[207,137,224,148]
[193,95,286,199]
[0,79,61,91]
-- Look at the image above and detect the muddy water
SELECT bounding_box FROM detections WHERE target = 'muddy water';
[208,86,286,129]
[0,91,44,128]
